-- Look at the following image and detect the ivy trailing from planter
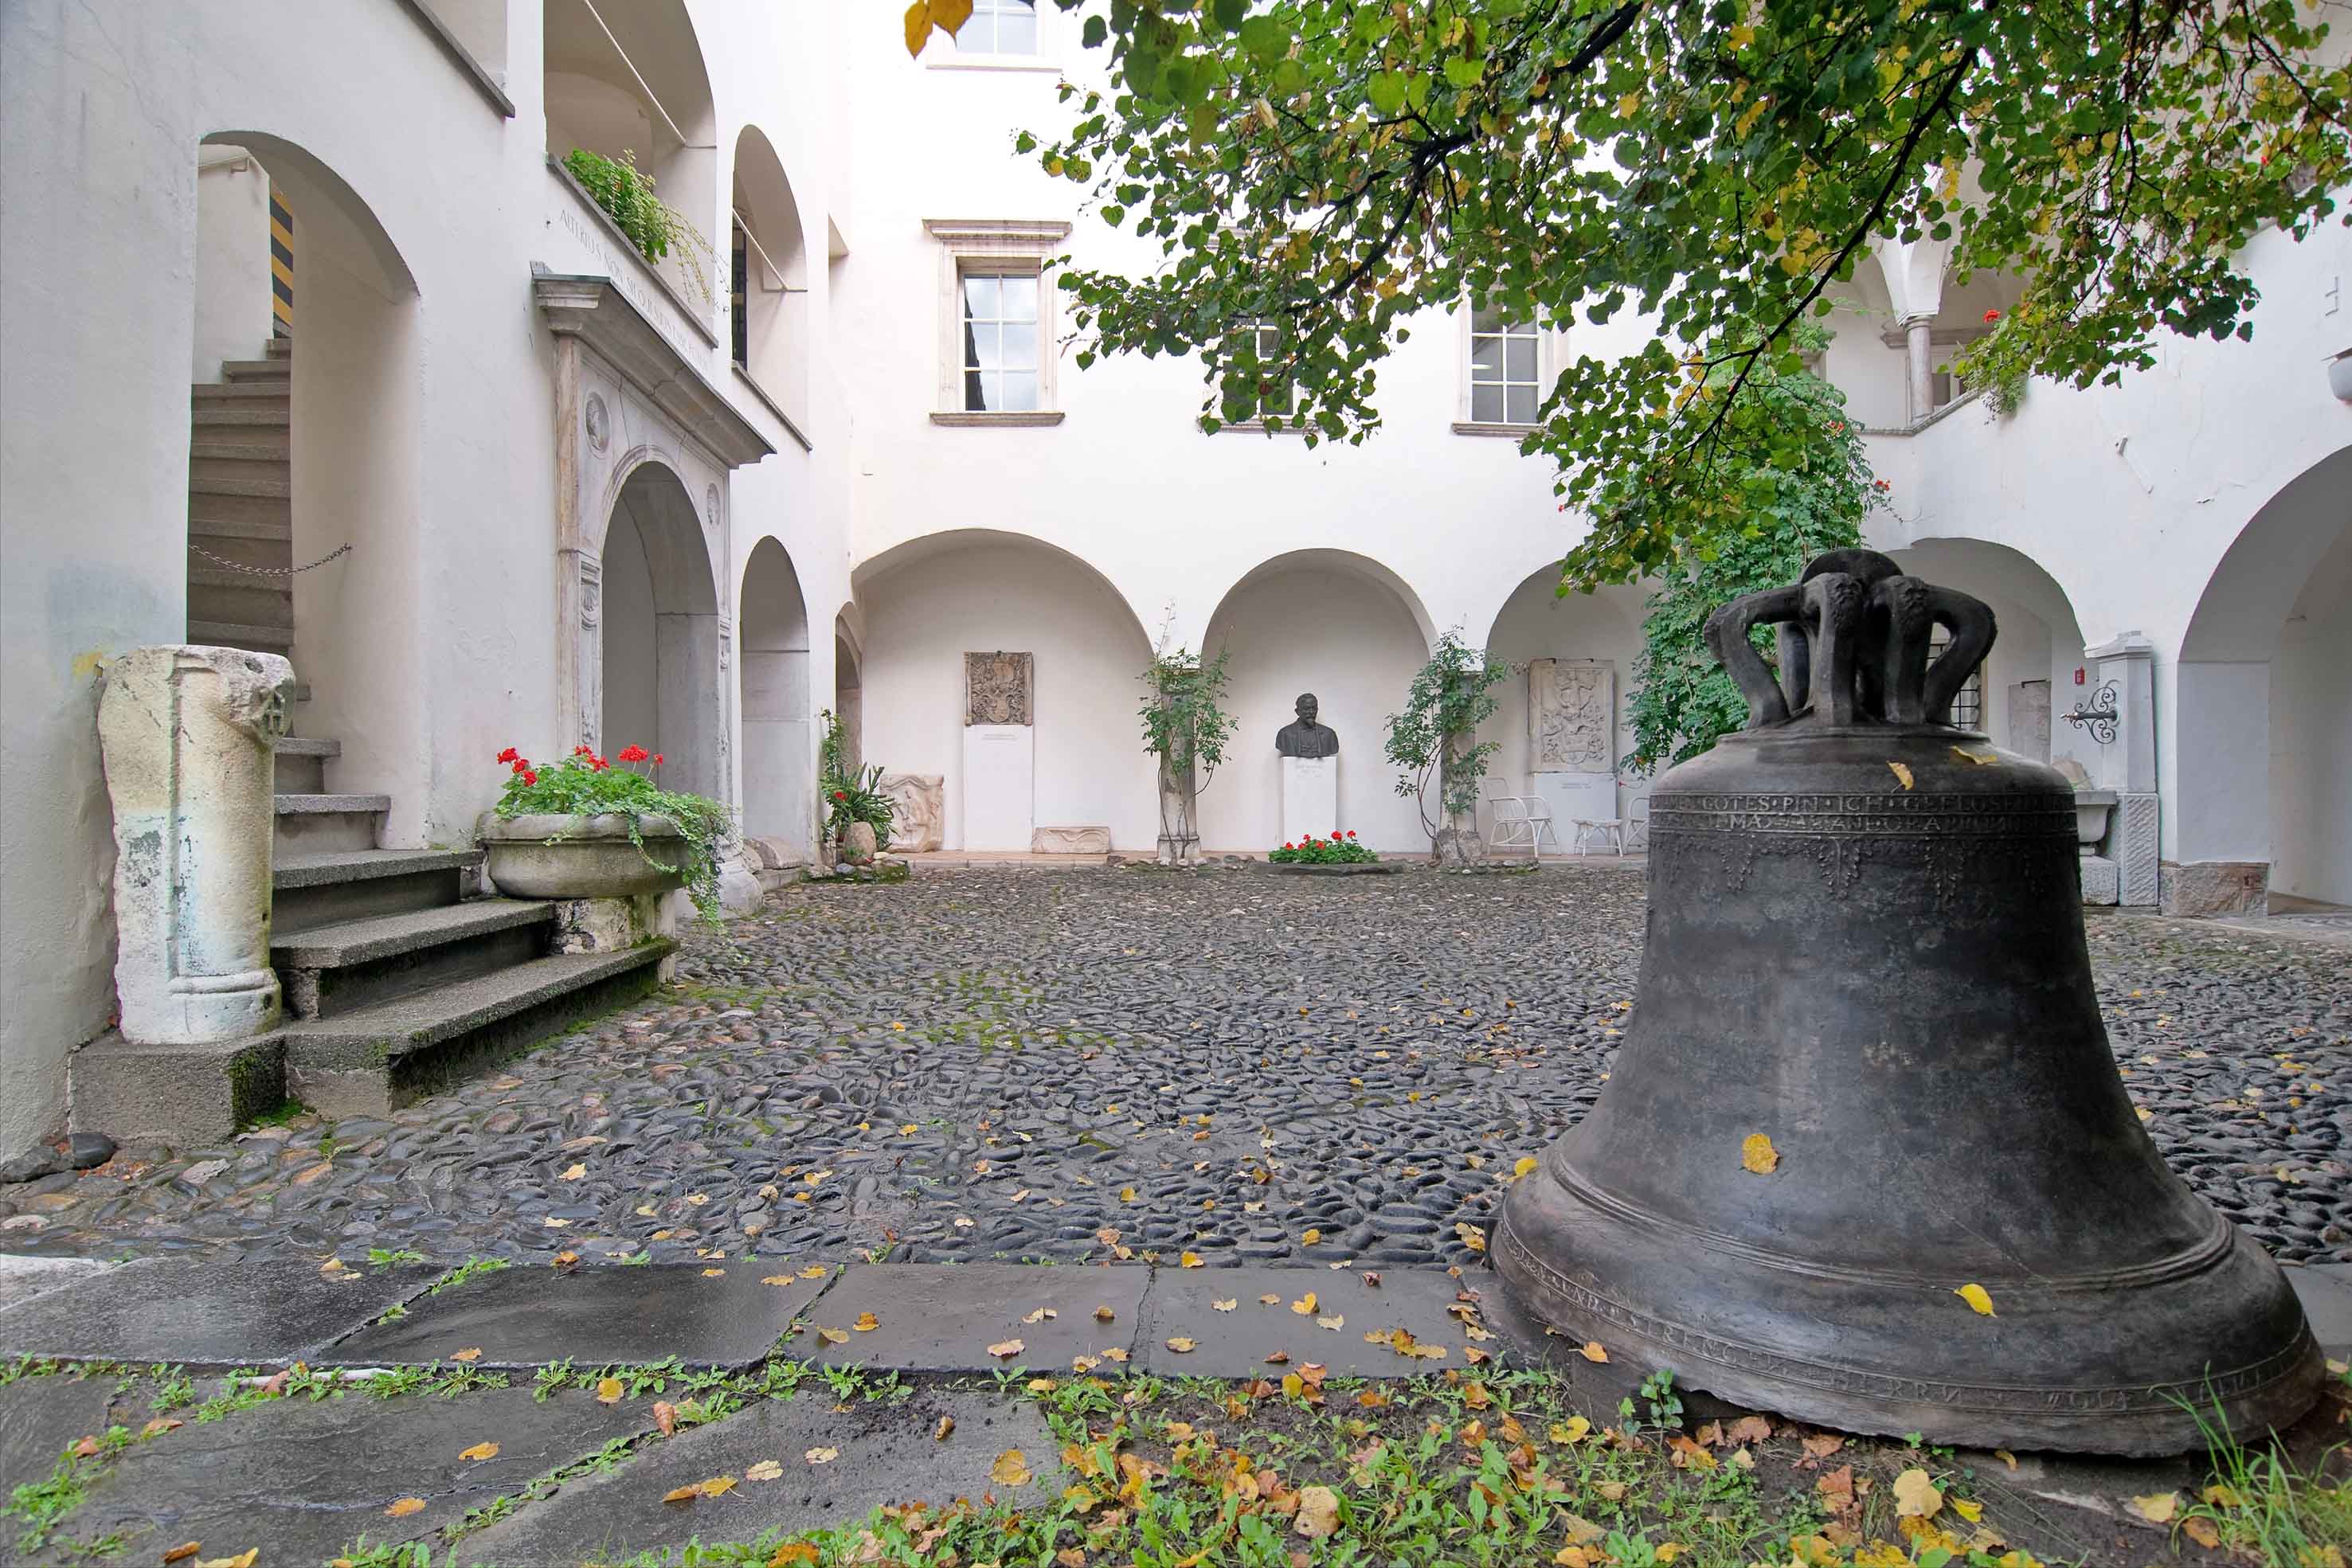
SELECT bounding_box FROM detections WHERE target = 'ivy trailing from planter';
[493,744,732,921]
[562,147,717,308]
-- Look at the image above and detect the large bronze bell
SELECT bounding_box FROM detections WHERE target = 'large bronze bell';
[1496,549,2323,1455]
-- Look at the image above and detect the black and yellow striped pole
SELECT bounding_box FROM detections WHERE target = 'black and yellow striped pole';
[269,183,294,338]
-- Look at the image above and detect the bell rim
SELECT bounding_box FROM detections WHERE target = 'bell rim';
[1541,1158,2238,1294]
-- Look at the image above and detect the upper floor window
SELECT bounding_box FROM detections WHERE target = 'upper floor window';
[956,0,1039,56]
[1220,319,1295,426]
[961,271,1040,413]
[926,217,1069,426]
[1469,307,1542,426]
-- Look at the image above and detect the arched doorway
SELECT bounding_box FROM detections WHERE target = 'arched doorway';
[2177,446,2352,910]
[834,611,863,772]
[855,530,1155,851]
[1479,564,1650,848]
[740,538,812,862]
[599,460,722,800]
[1199,550,1436,854]
[1882,538,2092,769]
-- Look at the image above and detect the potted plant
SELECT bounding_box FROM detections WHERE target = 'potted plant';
[476,744,732,921]
[1138,639,1238,868]
[819,710,895,864]
[1385,632,1512,867]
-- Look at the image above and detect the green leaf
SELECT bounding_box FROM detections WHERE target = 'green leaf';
[1239,15,1286,64]
[1442,56,1485,89]
[1366,71,1407,116]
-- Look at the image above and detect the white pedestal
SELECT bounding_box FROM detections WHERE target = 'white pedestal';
[1533,770,1617,847]
[963,724,1034,850]
[1280,756,1338,843]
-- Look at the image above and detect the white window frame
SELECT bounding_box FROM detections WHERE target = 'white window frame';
[1210,315,1305,435]
[928,0,1058,72]
[1452,301,1567,436]
[926,218,1070,427]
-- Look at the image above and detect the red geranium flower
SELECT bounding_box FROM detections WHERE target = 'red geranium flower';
[510,757,530,774]
[652,753,663,764]
[1347,830,1357,839]
[832,790,847,802]
[617,744,648,764]
[573,744,593,757]
[495,746,519,764]
[1982,308,2001,323]
[521,769,538,786]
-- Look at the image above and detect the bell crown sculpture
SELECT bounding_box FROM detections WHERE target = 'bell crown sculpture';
[1497,549,2322,1455]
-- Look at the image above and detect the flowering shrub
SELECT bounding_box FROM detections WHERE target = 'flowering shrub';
[819,710,894,855]
[492,744,733,921]
[1269,831,1376,865]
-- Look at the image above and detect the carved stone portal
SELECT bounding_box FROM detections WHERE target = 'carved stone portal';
[965,651,1033,726]
[99,646,295,1044]
[880,772,945,852]
[1529,659,1615,774]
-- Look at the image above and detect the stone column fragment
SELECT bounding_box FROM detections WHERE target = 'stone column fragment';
[98,646,295,1043]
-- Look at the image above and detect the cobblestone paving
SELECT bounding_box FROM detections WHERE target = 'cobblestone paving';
[3,867,2346,1269]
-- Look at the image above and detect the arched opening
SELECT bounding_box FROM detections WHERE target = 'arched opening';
[740,538,813,862]
[730,127,808,428]
[1881,538,2091,769]
[2178,446,2352,909]
[599,460,722,800]
[834,612,864,773]
[1199,550,1437,854]
[1478,565,1651,848]
[855,531,1155,852]
[188,131,422,831]
[544,0,718,315]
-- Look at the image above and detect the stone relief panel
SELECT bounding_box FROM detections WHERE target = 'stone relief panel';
[965,651,1034,727]
[881,773,945,853]
[1530,658,1615,773]
[584,392,610,453]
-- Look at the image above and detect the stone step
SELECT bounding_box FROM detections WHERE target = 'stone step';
[192,381,290,402]
[272,735,341,795]
[67,1031,287,1149]
[188,618,295,654]
[190,436,288,463]
[188,565,295,595]
[272,792,389,854]
[220,359,292,383]
[272,898,556,1020]
[190,464,290,499]
[265,334,292,358]
[190,401,290,429]
[188,491,291,531]
[273,847,480,933]
[280,942,673,1116]
[190,470,288,505]
[188,581,292,638]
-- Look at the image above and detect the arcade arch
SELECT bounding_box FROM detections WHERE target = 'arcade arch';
[1478,565,1651,847]
[740,538,813,862]
[599,459,722,801]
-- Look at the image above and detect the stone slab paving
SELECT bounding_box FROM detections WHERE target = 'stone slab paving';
[0,1372,120,1489]
[1136,1263,1507,1376]
[796,1260,1149,1372]
[52,1385,654,1563]
[321,1261,832,1371]
[460,1385,1055,1565]
[0,1257,440,1367]
[0,1256,110,1316]
[2,866,2344,1269]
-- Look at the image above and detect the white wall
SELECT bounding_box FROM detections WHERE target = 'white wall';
[1198,564,1434,854]
[859,538,1157,851]
[191,151,272,381]
[2268,518,2352,902]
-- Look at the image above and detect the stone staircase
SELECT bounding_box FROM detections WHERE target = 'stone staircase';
[188,335,295,657]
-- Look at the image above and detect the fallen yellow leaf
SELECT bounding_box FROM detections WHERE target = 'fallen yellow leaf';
[1741,1133,1780,1175]
[450,1347,483,1363]
[935,1415,956,1440]
[1212,1298,1237,1312]
[700,1475,738,1497]
[2182,1517,2221,1549]
[854,1312,879,1331]
[1290,1292,1319,1316]
[1513,1155,1540,1180]
[2128,1491,2178,1523]
[1094,1304,1116,1321]
[760,1275,792,1286]
[662,1483,702,1503]
[1165,1336,1197,1353]
[162,1545,202,1565]
[1888,761,1914,790]
[1293,1484,1340,1539]
[192,1554,257,1568]
[2201,1483,2244,1508]
[560,1163,587,1179]
[769,1545,820,1566]
[1180,1251,1203,1268]
[746,1459,783,1481]
[1301,1228,1322,1246]
[1892,1468,1943,1519]
[818,1327,850,1346]
[1951,1496,1983,1523]
[805,1446,839,1464]
[991,1449,1033,1487]
[1954,1282,1997,1316]
[1551,1416,1592,1444]
[1579,1341,1610,1363]
[385,1497,426,1518]
[459,1441,499,1461]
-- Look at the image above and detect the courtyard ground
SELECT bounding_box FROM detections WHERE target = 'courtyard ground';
[1,865,2345,1269]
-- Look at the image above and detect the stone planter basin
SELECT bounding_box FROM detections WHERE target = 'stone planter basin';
[2072,788,2119,848]
[1261,859,1403,876]
[477,812,688,899]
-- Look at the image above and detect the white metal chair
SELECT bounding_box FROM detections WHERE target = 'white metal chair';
[1483,777,1560,859]
[1571,817,1631,858]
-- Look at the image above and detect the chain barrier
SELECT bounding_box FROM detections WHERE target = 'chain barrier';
[190,542,354,577]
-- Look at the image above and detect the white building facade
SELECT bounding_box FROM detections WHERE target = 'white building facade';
[1,0,2345,1162]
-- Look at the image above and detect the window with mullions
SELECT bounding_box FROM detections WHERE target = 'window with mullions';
[955,0,1039,55]
[960,272,1040,413]
[1470,307,1541,425]
[1930,627,1985,729]
[1224,319,1294,423]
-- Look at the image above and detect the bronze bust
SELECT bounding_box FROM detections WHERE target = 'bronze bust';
[1275,693,1339,759]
